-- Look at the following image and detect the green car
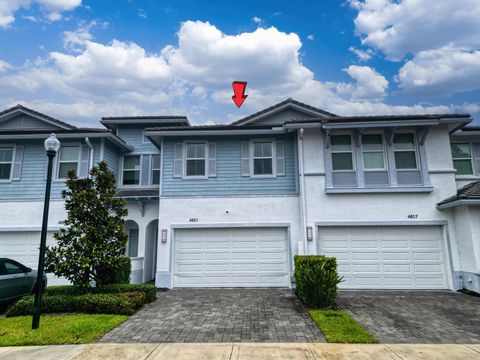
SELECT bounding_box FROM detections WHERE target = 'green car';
[0,258,47,304]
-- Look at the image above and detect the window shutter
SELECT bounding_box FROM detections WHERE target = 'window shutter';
[208,143,217,177]
[276,141,285,176]
[141,155,150,186]
[78,145,90,178]
[173,143,183,178]
[12,146,24,181]
[241,142,250,176]
[474,143,480,176]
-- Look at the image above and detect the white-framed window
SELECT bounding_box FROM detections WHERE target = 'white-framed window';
[57,145,80,179]
[122,155,141,185]
[451,143,474,175]
[0,146,14,181]
[393,133,418,170]
[361,134,387,171]
[252,141,274,176]
[331,134,354,171]
[151,154,161,185]
[125,220,139,258]
[185,142,206,178]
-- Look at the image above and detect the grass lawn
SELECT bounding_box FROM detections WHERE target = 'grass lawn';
[0,314,127,346]
[310,309,377,343]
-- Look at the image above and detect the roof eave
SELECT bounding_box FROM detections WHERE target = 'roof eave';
[437,199,480,210]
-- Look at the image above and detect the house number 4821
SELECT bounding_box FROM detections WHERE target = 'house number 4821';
[407,214,418,219]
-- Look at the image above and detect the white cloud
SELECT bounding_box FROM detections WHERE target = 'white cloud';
[348,46,373,61]
[252,16,262,25]
[0,60,12,73]
[0,20,476,125]
[307,34,314,41]
[0,0,81,28]
[396,47,480,97]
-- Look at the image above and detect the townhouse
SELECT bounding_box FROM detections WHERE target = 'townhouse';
[0,99,478,293]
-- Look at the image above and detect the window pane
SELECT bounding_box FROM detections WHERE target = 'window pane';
[254,158,273,175]
[0,164,11,180]
[393,134,415,150]
[60,146,79,161]
[363,152,384,170]
[0,148,13,162]
[331,135,351,151]
[362,134,383,151]
[124,156,140,170]
[453,159,474,175]
[186,144,195,158]
[253,143,262,157]
[151,170,160,185]
[262,142,272,157]
[123,170,140,185]
[332,153,353,171]
[58,162,77,178]
[394,151,417,169]
[186,159,205,176]
[128,229,139,257]
[451,143,471,158]
[4,261,23,274]
[195,144,205,158]
[152,155,160,169]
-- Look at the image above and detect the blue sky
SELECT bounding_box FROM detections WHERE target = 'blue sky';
[0,0,479,126]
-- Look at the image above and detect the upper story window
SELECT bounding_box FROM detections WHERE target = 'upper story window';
[331,135,354,171]
[0,147,13,180]
[253,141,273,176]
[361,134,386,171]
[151,154,161,185]
[451,143,474,175]
[185,142,206,177]
[57,145,80,179]
[393,134,418,170]
[122,155,141,185]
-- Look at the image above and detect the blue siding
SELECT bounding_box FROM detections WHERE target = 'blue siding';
[161,135,298,196]
[117,125,160,154]
[102,141,120,179]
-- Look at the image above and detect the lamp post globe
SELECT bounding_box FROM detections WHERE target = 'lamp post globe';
[32,133,60,329]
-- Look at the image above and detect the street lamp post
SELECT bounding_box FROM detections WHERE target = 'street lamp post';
[32,133,60,330]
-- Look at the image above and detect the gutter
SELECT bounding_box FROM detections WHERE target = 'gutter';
[297,128,308,255]
[437,199,480,210]
[85,137,94,175]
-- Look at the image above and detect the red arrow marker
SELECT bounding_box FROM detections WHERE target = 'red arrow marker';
[232,81,248,108]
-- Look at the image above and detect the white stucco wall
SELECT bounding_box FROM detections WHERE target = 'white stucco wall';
[155,195,301,288]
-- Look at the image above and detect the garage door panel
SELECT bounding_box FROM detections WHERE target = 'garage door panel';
[318,226,448,290]
[174,227,290,287]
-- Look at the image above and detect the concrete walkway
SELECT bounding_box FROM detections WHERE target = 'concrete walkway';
[0,343,479,359]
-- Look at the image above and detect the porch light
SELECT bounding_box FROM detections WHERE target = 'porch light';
[306,226,313,241]
[44,133,61,153]
[161,229,168,243]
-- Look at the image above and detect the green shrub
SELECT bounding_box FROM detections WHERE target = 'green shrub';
[45,284,157,303]
[117,292,146,309]
[294,255,343,309]
[6,293,136,317]
[95,256,131,286]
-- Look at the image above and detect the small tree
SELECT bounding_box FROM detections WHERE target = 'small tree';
[46,161,129,290]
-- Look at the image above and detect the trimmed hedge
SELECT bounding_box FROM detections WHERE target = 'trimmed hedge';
[45,284,157,303]
[294,255,343,309]
[95,256,131,286]
[6,293,137,317]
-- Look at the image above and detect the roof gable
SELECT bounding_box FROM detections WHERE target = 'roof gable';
[0,105,76,131]
[231,98,337,127]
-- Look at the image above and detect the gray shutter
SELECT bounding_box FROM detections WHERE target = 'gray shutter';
[276,141,285,176]
[173,143,183,178]
[78,145,90,178]
[241,141,250,176]
[474,143,480,176]
[12,146,24,181]
[141,155,149,186]
[208,143,217,177]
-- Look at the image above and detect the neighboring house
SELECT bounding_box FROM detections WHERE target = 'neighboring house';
[0,100,478,293]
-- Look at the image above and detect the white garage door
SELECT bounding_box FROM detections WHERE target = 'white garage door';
[318,226,449,289]
[174,227,290,287]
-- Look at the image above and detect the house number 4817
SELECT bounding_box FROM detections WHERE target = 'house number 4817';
[407,214,418,219]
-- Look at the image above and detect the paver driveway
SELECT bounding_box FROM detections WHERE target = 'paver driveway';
[338,291,480,344]
[100,288,325,343]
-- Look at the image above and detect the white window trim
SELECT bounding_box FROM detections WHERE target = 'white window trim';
[120,154,142,187]
[150,154,161,186]
[55,144,81,180]
[250,139,276,178]
[183,140,208,179]
[451,142,475,176]
[0,145,15,183]
[331,133,356,173]
[361,133,388,172]
[393,132,420,171]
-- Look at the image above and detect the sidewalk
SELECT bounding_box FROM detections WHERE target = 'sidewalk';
[0,343,479,360]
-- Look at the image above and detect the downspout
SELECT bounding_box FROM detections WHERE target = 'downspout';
[85,137,94,176]
[297,128,308,255]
